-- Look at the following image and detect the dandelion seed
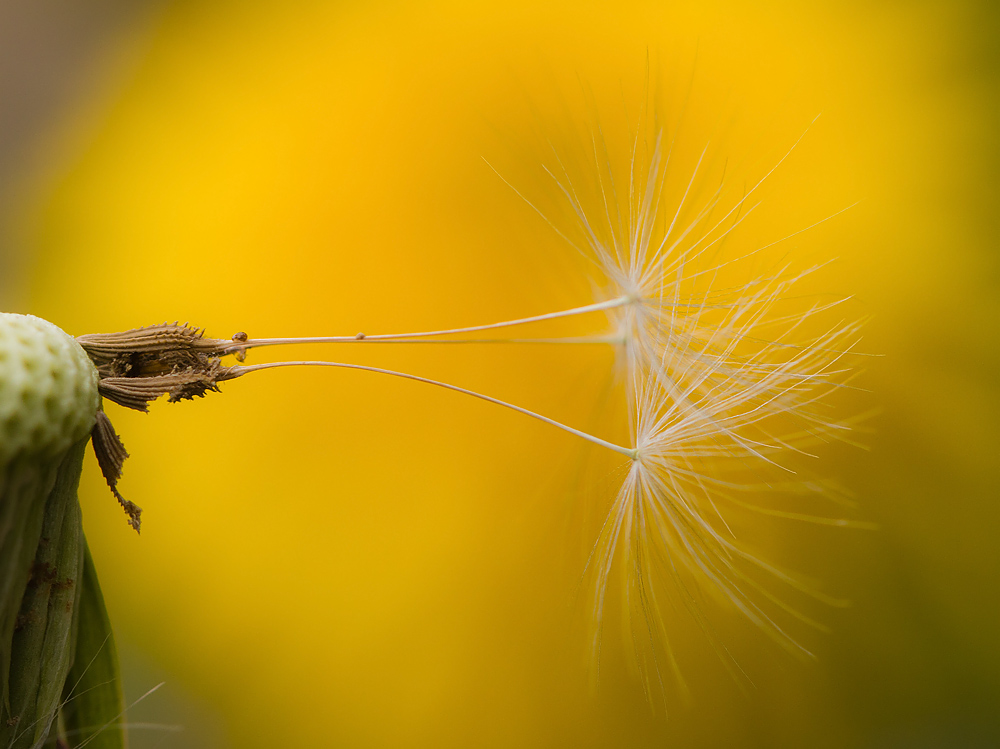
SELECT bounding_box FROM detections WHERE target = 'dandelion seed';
[64,111,865,705]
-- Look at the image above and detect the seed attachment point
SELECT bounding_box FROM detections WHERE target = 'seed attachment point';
[231,331,249,362]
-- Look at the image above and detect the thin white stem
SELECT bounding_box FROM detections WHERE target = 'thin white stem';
[233,360,639,460]
[240,335,627,346]
[225,296,630,353]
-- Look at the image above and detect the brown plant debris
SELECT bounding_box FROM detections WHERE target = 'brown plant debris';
[90,410,141,532]
[231,330,249,361]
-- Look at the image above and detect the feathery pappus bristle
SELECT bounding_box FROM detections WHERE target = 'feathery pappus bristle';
[523,113,870,699]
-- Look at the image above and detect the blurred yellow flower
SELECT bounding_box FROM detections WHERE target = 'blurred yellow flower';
[9,0,998,746]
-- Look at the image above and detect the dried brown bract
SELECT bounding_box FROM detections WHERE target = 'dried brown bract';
[90,411,140,532]
[77,322,241,412]
[77,322,235,401]
[96,358,238,412]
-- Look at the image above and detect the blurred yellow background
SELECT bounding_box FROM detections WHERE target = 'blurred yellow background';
[3,0,998,746]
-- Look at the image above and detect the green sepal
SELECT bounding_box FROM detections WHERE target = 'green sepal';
[0,453,66,716]
[59,541,126,749]
[0,437,87,749]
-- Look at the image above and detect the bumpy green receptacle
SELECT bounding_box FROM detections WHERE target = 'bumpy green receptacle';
[0,314,125,749]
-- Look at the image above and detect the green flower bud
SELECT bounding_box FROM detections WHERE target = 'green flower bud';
[0,313,122,749]
[0,314,99,465]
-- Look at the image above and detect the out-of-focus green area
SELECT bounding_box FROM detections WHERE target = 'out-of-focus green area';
[4,0,998,746]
